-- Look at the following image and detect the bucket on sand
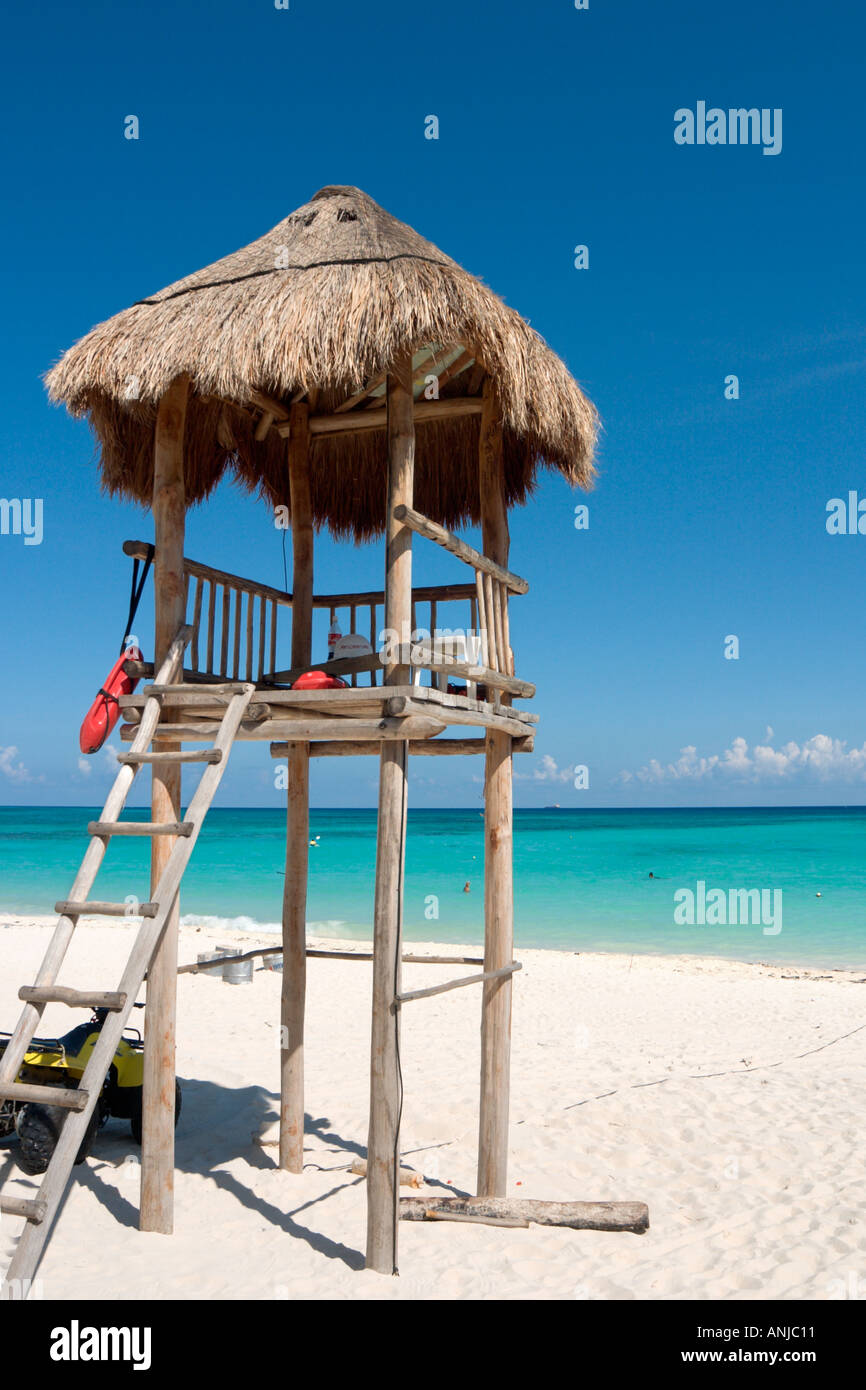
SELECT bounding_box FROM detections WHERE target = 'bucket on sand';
[223,952,254,985]
[197,946,233,977]
[261,951,283,972]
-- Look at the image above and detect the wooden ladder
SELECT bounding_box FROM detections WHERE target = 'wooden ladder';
[0,625,254,1298]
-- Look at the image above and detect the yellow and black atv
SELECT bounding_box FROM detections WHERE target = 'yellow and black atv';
[0,1004,181,1175]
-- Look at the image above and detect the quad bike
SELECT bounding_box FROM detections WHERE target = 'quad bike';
[0,1004,181,1175]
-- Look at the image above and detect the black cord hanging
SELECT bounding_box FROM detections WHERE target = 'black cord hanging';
[120,544,155,654]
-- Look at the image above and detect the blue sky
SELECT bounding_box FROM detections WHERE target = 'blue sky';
[1,0,865,808]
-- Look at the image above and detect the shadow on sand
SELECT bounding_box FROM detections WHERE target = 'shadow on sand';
[1,1074,465,1276]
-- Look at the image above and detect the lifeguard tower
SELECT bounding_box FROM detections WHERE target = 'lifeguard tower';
[0,186,638,1296]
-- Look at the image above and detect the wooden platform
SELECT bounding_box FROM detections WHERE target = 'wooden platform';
[119,683,537,746]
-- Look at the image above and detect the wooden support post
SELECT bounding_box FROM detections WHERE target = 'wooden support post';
[141,374,189,1234]
[477,376,514,1199]
[366,351,414,1275]
[281,402,312,1174]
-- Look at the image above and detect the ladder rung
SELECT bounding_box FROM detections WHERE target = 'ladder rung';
[145,682,249,695]
[19,986,128,1012]
[88,821,194,837]
[55,900,159,918]
[0,1196,48,1225]
[0,1082,89,1111]
[117,749,223,765]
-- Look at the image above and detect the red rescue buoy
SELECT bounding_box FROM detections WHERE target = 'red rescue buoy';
[291,669,348,691]
[79,647,142,754]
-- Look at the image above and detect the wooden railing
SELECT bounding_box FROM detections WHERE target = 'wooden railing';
[123,541,483,690]
[301,581,478,690]
[391,505,531,703]
[124,542,291,684]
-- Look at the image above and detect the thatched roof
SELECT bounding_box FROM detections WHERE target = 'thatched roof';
[45,185,597,540]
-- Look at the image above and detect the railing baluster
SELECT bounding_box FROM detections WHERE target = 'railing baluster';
[220,586,230,678]
[258,595,266,682]
[483,573,498,676]
[246,589,254,680]
[206,580,216,675]
[501,587,513,676]
[430,599,439,691]
[350,604,357,687]
[475,571,488,668]
[269,599,277,680]
[370,603,377,686]
[467,594,478,697]
[190,576,204,673]
[492,580,505,676]
[232,589,242,680]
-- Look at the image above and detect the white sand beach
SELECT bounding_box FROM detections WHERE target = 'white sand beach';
[1,917,864,1301]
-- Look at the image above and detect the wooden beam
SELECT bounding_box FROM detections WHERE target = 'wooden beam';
[124,541,475,612]
[467,364,486,395]
[288,404,313,668]
[179,946,485,974]
[281,403,312,1174]
[248,389,290,422]
[396,961,521,1005]
[393,505,528,594]
[311,580,476,607]
[411,344,457,396]
[477,376,514,1201]
[400,1197,650,1235]
[18,986,128,1012]
[127,715,447,743]
[277,396,483,438]
[425,347,475,393]
[350,1158,423,1188]
[367,350,414,1276]
[123,542,293,607]
[307,735,534,757]
[142,374,188,1235]
[281,744,307,1172]
[334,371,386,413]
[396,645,535,698]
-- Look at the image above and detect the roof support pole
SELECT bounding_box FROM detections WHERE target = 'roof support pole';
[477,377,514,1198]
[366,351,414,1274]
[280,403,312,1173]
[141,374,189,1233]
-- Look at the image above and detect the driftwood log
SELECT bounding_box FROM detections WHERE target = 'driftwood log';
[400,1196,649,1234]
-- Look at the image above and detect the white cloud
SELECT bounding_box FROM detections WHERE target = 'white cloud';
[515,754,575,784]
[0,746,32,783]
[619,734,866,786]
[77,745,119,779]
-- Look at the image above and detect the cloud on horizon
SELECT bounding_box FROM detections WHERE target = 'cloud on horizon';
[77,745,119,778]
[515,754,575,784]
[618,734,866,786]
[0,745,35,783]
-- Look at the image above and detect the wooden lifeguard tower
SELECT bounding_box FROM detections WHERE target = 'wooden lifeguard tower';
[0,185,611,1293]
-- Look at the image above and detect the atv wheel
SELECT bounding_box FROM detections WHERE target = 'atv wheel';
[16,1101,100,1176]
[130,1082,182,1145]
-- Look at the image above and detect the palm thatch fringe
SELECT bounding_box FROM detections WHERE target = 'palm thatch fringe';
[46,186,598,536]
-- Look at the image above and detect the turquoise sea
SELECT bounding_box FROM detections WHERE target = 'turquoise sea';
[1,807,864,969]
